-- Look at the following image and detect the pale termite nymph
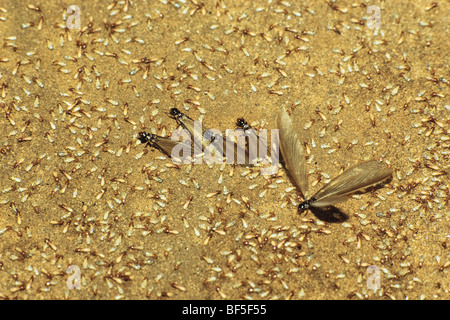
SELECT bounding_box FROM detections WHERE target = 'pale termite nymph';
[277,108,393,214]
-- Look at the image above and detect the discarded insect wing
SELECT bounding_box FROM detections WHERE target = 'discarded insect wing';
[299,160,393,211]
[138,131,191,164]
[277,108,308,198]
[169,108,209,151]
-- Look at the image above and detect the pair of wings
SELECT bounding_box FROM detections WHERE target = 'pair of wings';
[277,108,393,208]
[144,134,191,164]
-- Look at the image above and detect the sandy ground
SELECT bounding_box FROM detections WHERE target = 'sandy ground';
[0,0,448,299]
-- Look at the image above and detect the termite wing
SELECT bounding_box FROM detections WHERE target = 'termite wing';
[298,160,393,211]
[138,131,192,164]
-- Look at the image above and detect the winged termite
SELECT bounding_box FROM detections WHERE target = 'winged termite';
[169,108,249,164]
[169,108,211,152]
[236,118,268,164]
[138,131,191,164]
[277,108,393,213]
[235,118,280,174]
[298,160,393,211]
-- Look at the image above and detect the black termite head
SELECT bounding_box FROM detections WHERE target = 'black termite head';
[169,107,182,118]
[236,118,250,130]
[298,197,315,213]
[236,118,246,127]
[298,201,309,212]
[138,131,155,146]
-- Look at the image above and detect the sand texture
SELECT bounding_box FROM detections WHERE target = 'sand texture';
[0,0,448,299]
